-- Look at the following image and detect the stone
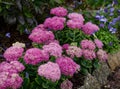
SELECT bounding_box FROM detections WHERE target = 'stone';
[107,51,120,71]
[92,62,111,85]
[78,74,101,89]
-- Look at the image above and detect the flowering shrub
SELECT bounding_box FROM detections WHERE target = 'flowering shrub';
[3,46,24,62]
[1,6,119,89]
[56,56,80,76]
[38,62,61,82]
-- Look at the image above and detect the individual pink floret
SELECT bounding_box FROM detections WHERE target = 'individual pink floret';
[61,79,73,89]
[3,46,24,62]
[94,39,104,49]
[68,13,84,22]
[44,16,66,30]
[50,7,68,17]
[56,56,80,76]
[43,42,63,58]
[10,61,25,73]
[29,30,55,44]
[66,46,82,58]
[67,20,83,29]
[24,48,49,65]
[80,39,96,50]
[38,62,61,82]
[82,22,99,35]
[82,49,96,60]
[97,49,108,62]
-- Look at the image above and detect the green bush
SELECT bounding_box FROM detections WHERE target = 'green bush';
[0,0,65,34]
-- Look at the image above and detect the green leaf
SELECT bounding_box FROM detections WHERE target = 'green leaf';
[0,6,2,12]
[30,82,39,89]
[80,59,92,68]
[54,0,62,4]
[42,82,49,89]
[24,12,33,18]
[93,59,100,69]
[81,67,88,75]
[50,56,56,62]
[22,78,30,89]
[35,76,42,85]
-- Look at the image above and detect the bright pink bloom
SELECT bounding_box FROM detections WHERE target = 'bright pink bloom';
[61,79,73,89]
[82,22,99,35]
[24,48,49,65]
[80,39,96,50]
[38,62,61,82]
[29,30,55,44]
[56,56,80,76]
[94,39,103,49]
[68,13,84,22]
[82,49,96,60]
[66,46,82,58]
[67,13,84,29]
[67,20,83,29]
[10,61,25,73]
[44,16,66,30]
[3,46,24,62]
[97,49,108,61]
[43,42,63,58]
[50,7,68,17]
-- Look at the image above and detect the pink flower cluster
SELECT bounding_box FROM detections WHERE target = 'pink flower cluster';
[0,72,23,89]
[29,30,55,44]
[24,48,49,65]
[62,44,70,50]
[3,46,24,62]
[97,49,108,61]
[82,22,99,35]
[38,62,61,82]
[50,7,68,17]
[66,46,82,58]
[0,61,25,73]
[80,39,96,50]
[60,79,73,89]
[0,61,24,89]
[43,42,63,58]
[44,16,66,30]
[56,56,80,76]
[94,39,103,49]
[67,13,84,29]
[82,49,96,60]
[31,24,47,33]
